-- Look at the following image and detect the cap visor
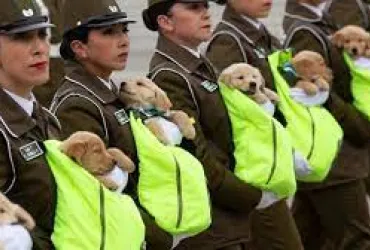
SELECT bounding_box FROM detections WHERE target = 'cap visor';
[86,18,136,28]
[5,22,55,34]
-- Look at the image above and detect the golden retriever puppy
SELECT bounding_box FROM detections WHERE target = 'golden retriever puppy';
[0,193,34,230]
[120,77,196,144]
[218,63,279,104]
[60,131,135,192]
[292,51,333,95]
[331,25,370,57]
[0,193,35,250]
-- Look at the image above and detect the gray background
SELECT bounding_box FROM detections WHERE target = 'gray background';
[114,0,287,79]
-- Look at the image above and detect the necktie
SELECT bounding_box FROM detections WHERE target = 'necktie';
[110,80,119,96]
[31,102,48,138]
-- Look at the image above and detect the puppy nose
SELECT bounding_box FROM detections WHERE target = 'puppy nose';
[250,82,257,88]
[352,48,358,55]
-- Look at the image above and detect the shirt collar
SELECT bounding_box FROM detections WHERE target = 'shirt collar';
[3,89,36,117]
[97,76,113,91]
[179,45,201,58]
[241,15,262,29]
[300,2,327,18]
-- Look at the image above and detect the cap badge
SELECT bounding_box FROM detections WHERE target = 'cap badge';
[22,9,34,17]
[108,5,118,12]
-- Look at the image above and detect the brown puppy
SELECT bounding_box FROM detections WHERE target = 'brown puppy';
[120,77,196,144]
[0,192,35,231]
[292,51,333,95]
[331,25,370,57]
[60,131,135,191]
[218,63,279,104]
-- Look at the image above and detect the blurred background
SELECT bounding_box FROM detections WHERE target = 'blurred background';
[114,1,287,79]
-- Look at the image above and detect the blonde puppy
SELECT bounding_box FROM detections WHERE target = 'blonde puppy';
[60,131,135,192]
[120,77,196,145]
[218,63,279,104]
[331,25,370,57]
[292,51,333,95]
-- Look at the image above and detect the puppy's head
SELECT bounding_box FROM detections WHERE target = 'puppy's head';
[219,63,265,95]
[331,25,370,57]
[0,193,35,230]
[60,131,117,175]
[120,77,172,111]
[293,51,332,79]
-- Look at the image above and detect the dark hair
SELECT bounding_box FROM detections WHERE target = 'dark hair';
[59,26,90,61]
[142,1,174,31]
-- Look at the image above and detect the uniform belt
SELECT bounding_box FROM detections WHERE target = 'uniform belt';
[50,43,61,59]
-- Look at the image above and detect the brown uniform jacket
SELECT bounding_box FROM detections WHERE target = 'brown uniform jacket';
[149,35,263,249]
[206,4,281,90]
[284,1,370,188]
[0,88,61,250]
[325,0,370,30]
[50,62,173,249]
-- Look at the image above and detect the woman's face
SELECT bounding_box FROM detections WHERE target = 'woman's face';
[230,0,273,19]
[165,2,212,48]
[78,23,130,78]
[0,29,50,92]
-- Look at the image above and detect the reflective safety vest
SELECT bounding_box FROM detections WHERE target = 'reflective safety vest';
[343,52,370,120]
[268,50,343,182]
[44,140,145,250]
[219,83,297,199]
[129,113,211,235]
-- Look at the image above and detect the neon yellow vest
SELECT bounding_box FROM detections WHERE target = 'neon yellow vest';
[219,83,296,198]
[343,52,370,120]
[129,113,211,236]
[44,140,145,250]
[268,50,343,182]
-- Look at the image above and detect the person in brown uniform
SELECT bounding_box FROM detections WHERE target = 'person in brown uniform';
[33,0,65,107]
[0,0,60,249]
[322,0,370,196]
[50,0,175,249]
[142,0,303,249]
[205,1,305,249]
[283,0,370,249]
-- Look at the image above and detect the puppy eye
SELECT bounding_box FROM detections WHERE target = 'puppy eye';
[345,40,350,43]
[237,76,244,80]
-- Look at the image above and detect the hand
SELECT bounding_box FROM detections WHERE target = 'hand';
[255,191,281,210]
[0,225,32,250]
[171,233,191,249]
[293,150,312,178]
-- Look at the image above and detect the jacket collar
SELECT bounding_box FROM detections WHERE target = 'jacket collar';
[64,61,118,104]
[0,88,37,138]
[154,35,204,74]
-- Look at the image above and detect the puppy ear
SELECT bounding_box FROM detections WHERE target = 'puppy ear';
[13,204,35,230]
[155,89,172,111]
[331,31,345,48]
[107,148,135,173]
[60,140,86,164]
[324,67,334,83]
[218,71,232,86]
